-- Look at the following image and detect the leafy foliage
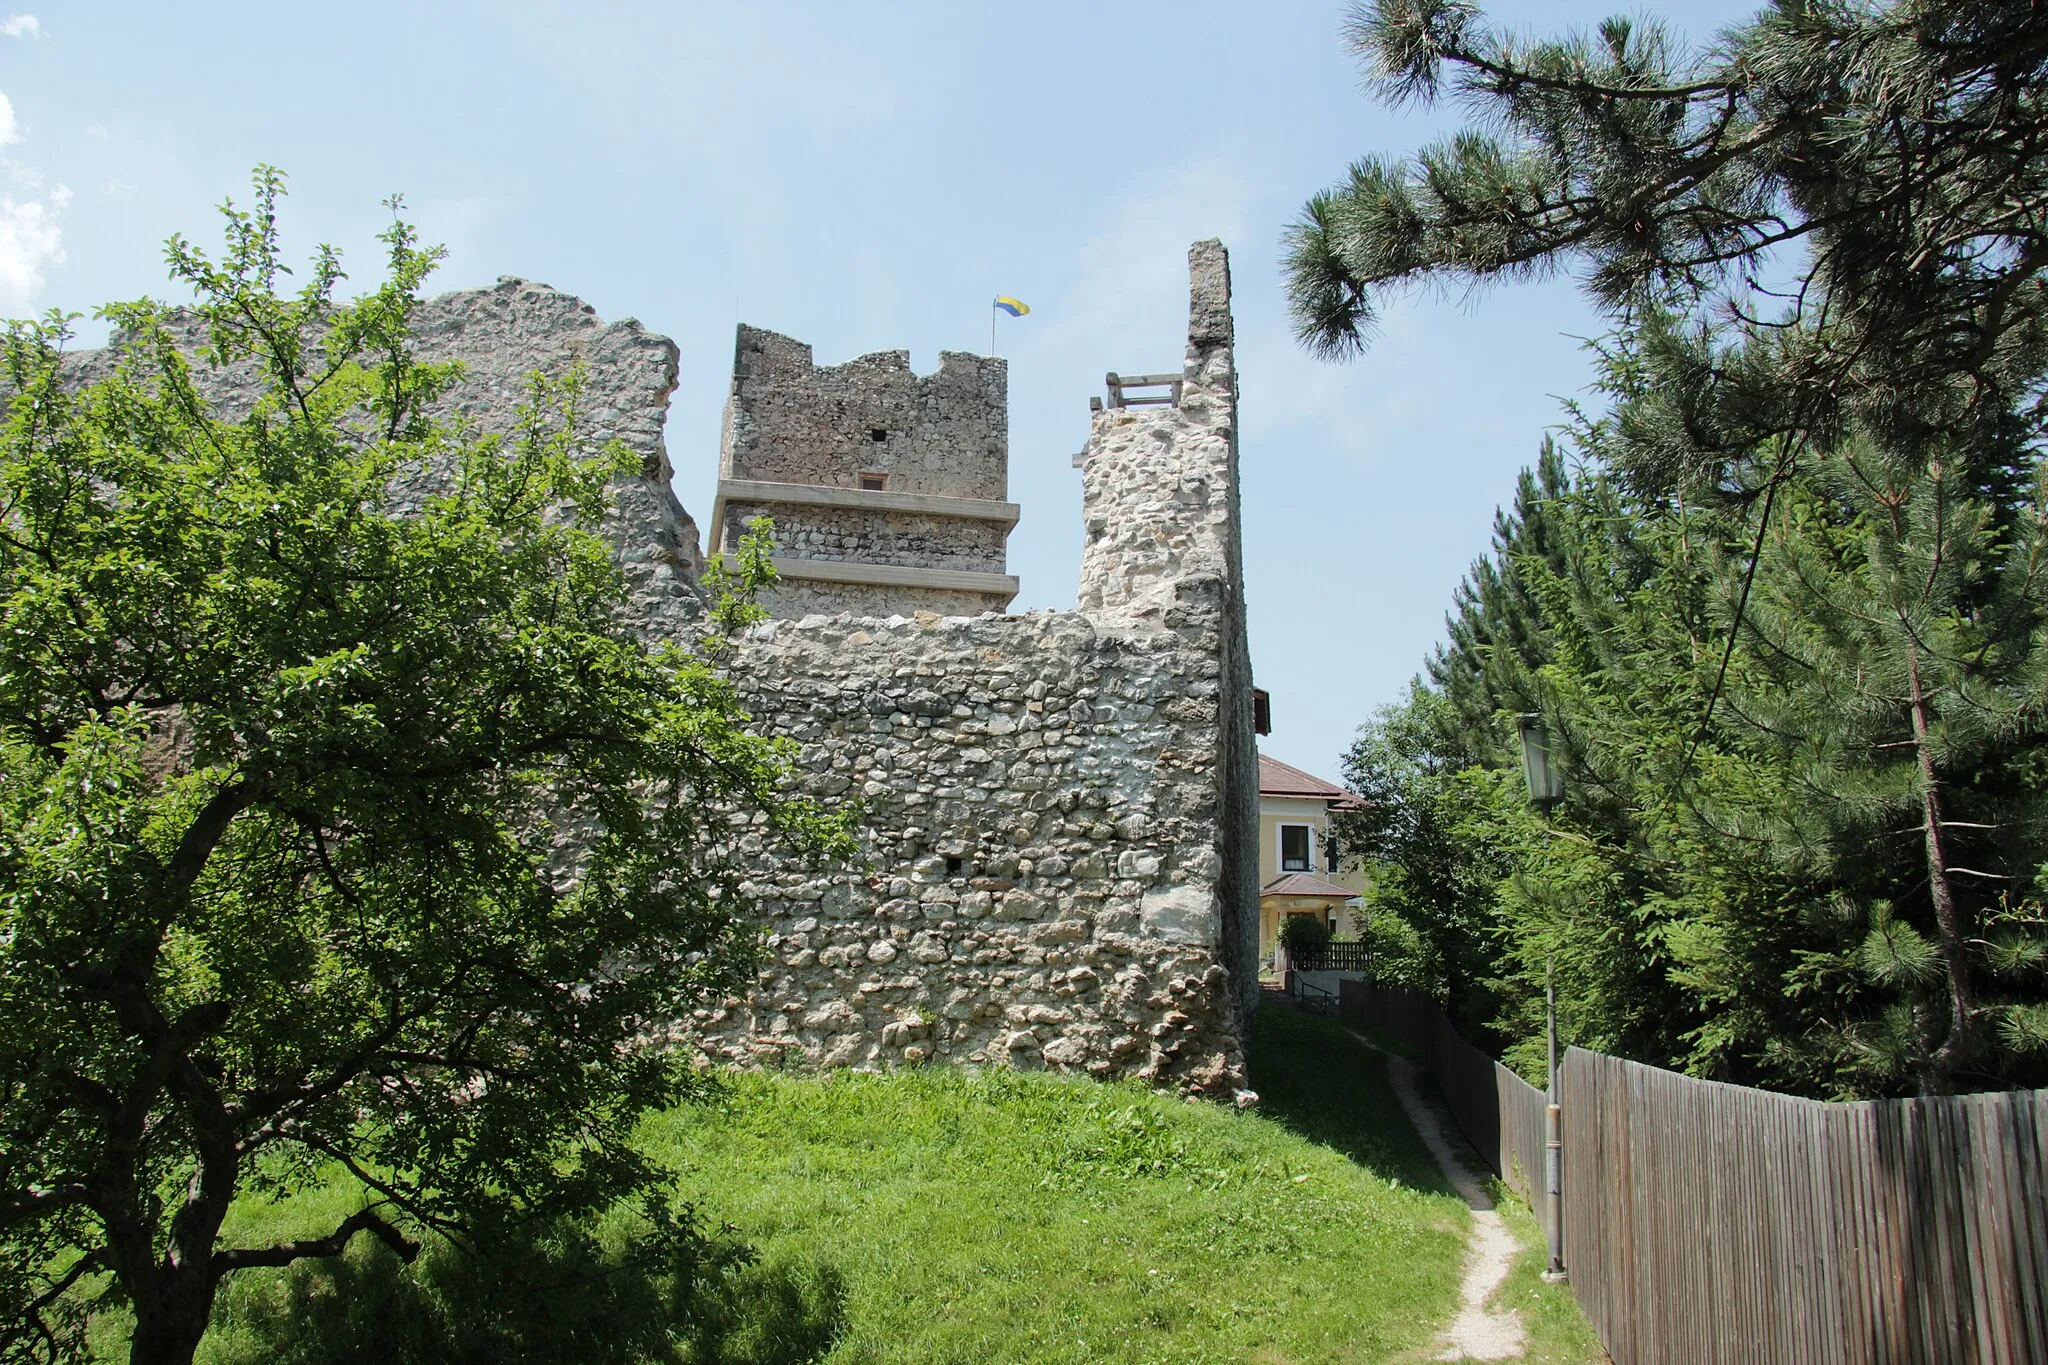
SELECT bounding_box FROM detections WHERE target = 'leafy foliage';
[1297,0,2048,1097]
[1277,913,1334,960]
[0,170,851,1363]
[1288,0,2048,489]
[1337,385,2048,1094]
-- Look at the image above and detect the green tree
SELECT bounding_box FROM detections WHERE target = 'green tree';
[1285,0,2048,487]
[1290,0,2048,1095]
[1719,439,2048,1089]
[0,172,850,1364]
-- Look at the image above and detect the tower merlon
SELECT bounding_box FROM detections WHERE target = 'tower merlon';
[712,323,1017,618]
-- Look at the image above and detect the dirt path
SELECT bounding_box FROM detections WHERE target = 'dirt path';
[1372,1043,1527,1361]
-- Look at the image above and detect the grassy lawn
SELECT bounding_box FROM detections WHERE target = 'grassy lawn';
[97,1004,1602,1363]
[641,1004,1466,1364]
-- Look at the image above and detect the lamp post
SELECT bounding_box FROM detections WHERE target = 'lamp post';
[1517,713,1569,1284]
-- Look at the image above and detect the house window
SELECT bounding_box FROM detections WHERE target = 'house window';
[1280,824,1311,872]
[859,472,887,491]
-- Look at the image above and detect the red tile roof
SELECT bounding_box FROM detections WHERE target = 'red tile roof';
[1258,752,1353,801]
[1260,873,1358,899]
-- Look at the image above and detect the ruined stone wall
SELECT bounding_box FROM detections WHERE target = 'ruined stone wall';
[82,248,1257,1094]
[1074,239,1260,1030]
[692,241,1259,1087]
[692,608,1243,1090]
[756,581,1012,620]
[720,326,1006,498]
[720,502,1008,573]
[65,276,709,641]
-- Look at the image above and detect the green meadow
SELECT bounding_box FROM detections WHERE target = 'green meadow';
[96,1006,1595,1364]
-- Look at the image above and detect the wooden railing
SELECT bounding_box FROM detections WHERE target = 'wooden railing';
[1339,980,2048,1364]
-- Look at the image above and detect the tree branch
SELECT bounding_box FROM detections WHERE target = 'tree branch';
[211,1206,419,1273]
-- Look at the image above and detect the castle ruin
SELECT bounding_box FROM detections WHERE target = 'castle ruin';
[94,241,1261,1094]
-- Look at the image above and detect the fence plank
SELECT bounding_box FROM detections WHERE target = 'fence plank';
[2006,1093,2048,1364]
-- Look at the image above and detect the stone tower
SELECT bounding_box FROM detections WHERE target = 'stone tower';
[707,327,1020,618]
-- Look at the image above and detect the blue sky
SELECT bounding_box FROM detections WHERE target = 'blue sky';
[2,0,1758,781]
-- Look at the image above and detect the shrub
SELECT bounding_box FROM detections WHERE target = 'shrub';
[1278,914,1333,959]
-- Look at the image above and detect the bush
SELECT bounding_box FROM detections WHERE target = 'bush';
[1355,910,1437,992]
[1278,915,1333,959]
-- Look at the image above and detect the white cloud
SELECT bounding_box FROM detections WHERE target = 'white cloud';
[0,86,67,316]
[0,14,38,38]
[0,187,67,315]
[1042,150,1260,360]
[86,124,108,140]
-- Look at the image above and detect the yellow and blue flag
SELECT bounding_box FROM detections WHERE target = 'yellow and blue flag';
[994,296,1030,317]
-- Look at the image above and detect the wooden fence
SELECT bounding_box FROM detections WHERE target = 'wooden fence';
[1339,982,2048,1364]
[1291,939,1373,973]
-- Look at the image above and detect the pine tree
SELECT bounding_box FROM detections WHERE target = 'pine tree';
[1722,436,2048,1090]
[1291,0,2048,1096]
[1286,0,2048,490]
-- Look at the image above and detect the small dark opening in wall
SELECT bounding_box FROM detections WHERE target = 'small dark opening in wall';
[869,428,889,442]
[945,856,963,875]
[860,473,887,492]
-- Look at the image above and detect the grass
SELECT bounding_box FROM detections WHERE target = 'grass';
[1482,1182,1610,1365]
[641,1004,1468,1363]
[95,1004,1607,1363]
[1307,1013,1604,1365]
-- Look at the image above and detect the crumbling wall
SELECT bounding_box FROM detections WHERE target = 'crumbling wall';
[712,325,1020,620]
[695,608,1244,1091]
[65,275,708,641]
[751,580,1012,619]
[718,502,1008,573]
[79,248,1258,1093]
[720,327,1007,497]
[693,241,1259,1085]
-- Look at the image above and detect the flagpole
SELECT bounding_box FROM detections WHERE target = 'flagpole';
[990,300,997,358]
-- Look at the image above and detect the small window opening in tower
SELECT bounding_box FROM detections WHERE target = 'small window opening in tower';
[945,856,963,875]
[860,472,887,492]
[869,427,888,442]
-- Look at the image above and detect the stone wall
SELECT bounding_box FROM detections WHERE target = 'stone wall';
[720,501,1008,573]
[73,246,1259,1095]
[693,241,1259,1089]
[693,607,1245,1091]
[720,326,1007,497]
[64,276,710,642]
[754,581,1013,620]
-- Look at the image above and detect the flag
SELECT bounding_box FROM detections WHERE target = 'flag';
[994,296,1030,317]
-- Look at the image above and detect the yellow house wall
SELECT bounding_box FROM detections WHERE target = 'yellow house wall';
[1255,791,1370,963]
[1258,795,1327,885]
[1256,796,1368,893]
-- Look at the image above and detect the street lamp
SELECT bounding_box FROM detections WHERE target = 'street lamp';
[1517,713,1568,1284]
[1518,712,1566,810]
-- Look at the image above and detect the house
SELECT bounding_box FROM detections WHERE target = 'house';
[1257,752,1367,964]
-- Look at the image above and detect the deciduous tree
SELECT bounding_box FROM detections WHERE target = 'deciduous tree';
[0,171,849,1364]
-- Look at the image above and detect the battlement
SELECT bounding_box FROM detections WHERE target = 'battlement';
[709,326,1019,617]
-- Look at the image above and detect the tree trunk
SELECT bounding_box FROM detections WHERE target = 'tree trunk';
[109,1114,238,1365]
[1905,640,1976,1092]
[127,1270,217,1365]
